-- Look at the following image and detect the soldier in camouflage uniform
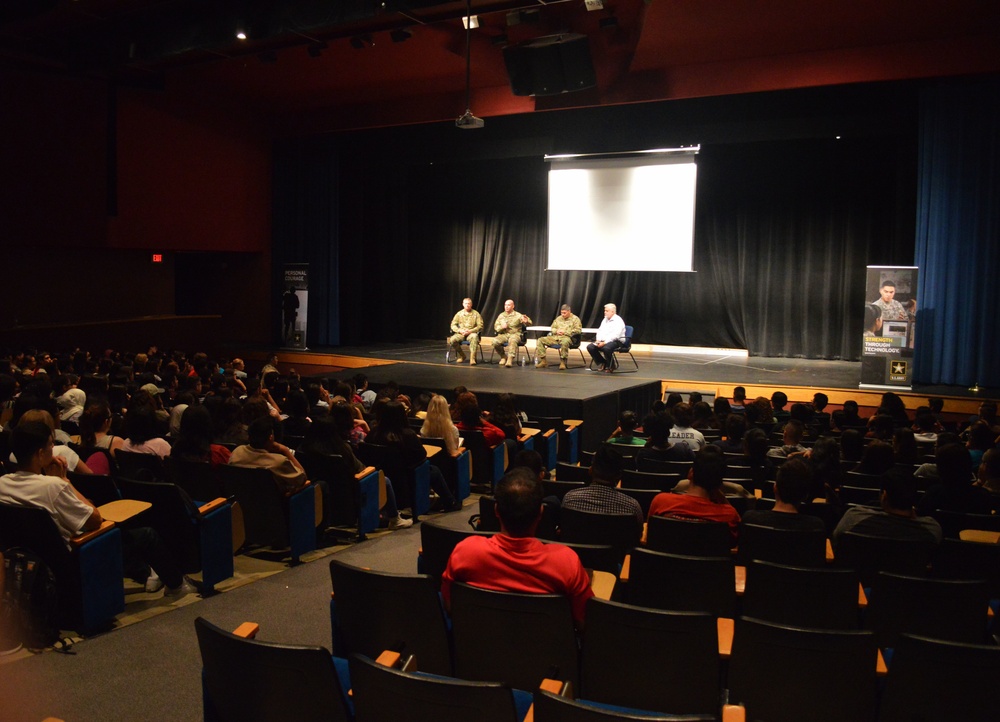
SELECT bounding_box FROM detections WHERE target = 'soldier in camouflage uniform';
[448,297,484,364]
[535,304,583,370]
[491,299,533,368]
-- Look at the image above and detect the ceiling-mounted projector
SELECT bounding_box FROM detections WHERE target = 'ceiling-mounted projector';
[455,110,485,129]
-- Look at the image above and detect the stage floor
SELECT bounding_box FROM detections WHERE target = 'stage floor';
[241,339,993,404]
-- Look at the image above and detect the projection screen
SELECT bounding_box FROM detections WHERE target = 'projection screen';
[546,151,698,272]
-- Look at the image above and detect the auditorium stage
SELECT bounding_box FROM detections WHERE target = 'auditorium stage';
[236,340,992,451]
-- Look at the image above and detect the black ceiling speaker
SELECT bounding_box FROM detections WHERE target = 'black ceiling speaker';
[503,33,596,97]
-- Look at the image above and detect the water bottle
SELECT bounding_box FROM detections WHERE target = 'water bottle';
[520,355,526,367]
[445,350,450,364]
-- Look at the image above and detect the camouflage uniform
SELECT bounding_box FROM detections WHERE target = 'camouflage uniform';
[448,309,484,362]
[492,310,533,363]
[873,298,908,320]
[535,313,583,365]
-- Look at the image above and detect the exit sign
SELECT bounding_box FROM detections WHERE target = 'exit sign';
[151,253,163,263]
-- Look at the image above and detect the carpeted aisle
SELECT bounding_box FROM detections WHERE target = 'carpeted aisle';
[0,502,476,722]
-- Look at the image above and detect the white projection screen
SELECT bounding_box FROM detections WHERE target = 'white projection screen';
[547,153,698,272]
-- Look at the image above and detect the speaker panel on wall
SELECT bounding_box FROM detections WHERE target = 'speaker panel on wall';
[503,33,597,97]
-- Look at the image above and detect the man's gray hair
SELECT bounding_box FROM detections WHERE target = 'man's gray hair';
[604,303,617,313]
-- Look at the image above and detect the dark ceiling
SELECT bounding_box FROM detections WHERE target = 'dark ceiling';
[2,0,999,132]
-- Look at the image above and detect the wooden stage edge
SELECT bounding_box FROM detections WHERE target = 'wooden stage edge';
[241,349,993,418]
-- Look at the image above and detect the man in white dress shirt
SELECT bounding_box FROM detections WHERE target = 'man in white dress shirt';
[587,303,626,373]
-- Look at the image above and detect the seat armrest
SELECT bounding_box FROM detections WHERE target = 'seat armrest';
[355,465,377,480]
[198,497,228,516]
[71,519,116,547]
[233,622,260,639]
[722,704,746,722]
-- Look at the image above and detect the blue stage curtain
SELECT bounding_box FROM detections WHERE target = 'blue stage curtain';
[914,79,1000,387]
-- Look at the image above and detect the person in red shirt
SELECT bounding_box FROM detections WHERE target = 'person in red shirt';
[456,403,506,448]
[648,445,742,543]
[442,466,594,628]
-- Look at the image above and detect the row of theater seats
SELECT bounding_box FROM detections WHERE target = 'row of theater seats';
[194,533,1000,722]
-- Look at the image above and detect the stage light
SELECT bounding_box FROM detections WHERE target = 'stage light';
[462,14,479,29]
[390,28,412,43]
[236,29,247,40]
[307,41,327,57]
[585,0,604,10]
[350,34,373,49]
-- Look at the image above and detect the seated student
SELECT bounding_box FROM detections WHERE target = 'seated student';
[368,400,459,512]
[916,443,993,517]
[832,469,942,551]
[832,399,866,431]
[912,412,941,444]
[767,419,807,459]
[730,386,747,415]
[121,405,172,459]
[668,403,706,453]
[301,408,412,530]
[967,421,996,469]
[0,421,195,595]
[690,401,719,431]
[171,405,231,467]
[975,448,1000,496]
[420,394,461,455]
[914,431,962,482]
[442,466,594,629]
[741,458,825,532]
[810,392,831,434]
[771,391,791,426]
[13,409,94,475]
[635,411,694,465]
[607,410,645,445]
[648,446,742,543]
[562,446,643,529]
[455,403,506,449]
[229,416,309,495]
[853,440,895,476]
[711,413,748,454]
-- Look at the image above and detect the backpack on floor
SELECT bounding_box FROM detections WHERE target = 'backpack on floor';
[1,547,60,650]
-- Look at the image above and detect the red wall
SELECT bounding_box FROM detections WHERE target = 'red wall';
[0,66,274,345]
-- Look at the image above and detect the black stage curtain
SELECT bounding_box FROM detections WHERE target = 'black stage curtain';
[290,89,917,360]
[393,138,913,360]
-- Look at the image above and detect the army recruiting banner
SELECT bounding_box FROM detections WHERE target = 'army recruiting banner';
[860,265,918,390]
[281,264,308,350]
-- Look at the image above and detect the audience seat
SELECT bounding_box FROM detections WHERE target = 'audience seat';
[116,477,234,592]
[450,582,580,691]
[835,530,937,588]
[727,616,878,722]
[329,558,452,675]
[0,504,124,635]
[296,450,382,540]
[580,598,721,716]
[349,652,530,722]
[864,572,990,648]
[736,523,827,567]
[741,560,860,630]
[417,518,493,585]
[878,633,1000,722]
[625,549,737,617]
[194,616,353,722]
[357,442,431,519]
[645,515,732,557]
[216,465,316,563]
[555,461,591,483]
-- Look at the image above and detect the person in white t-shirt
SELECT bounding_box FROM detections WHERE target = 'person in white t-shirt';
[587,303,626,373]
